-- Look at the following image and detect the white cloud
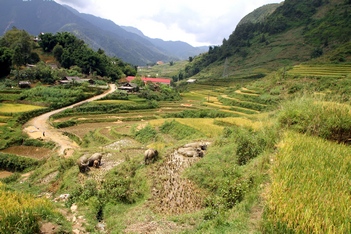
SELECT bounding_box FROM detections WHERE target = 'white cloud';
[55,0,283,46]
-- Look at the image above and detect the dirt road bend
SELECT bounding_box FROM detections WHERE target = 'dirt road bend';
[23,84,116,157]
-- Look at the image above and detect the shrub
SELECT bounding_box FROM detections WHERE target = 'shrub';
[53,120,77,129]
[0,182,66,234]
[159,120,199,140]
[131,124,157,143]
[278,97,351,143]
[0,153,39,172]
[227,126,278,165]
[101,159,146,204]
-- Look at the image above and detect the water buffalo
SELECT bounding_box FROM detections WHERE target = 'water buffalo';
[177,147,203,157]
[77,155,89,173]
[88,153,103,167]
[144,148,158,165]
[183,142,210,150]
[93,160,100,168]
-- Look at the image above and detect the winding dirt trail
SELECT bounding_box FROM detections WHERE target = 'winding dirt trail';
[23,84,116,157]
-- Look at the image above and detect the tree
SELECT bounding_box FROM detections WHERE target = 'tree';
[38,33,57,52]
[0,47,13,78]
[53,44,63,62]
[1,28,33,69]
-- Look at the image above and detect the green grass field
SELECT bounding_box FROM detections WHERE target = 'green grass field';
[287,64,351,78]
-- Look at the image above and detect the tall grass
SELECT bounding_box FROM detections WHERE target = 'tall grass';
[263,131,351,233]
[0,182,64,234]
[278,96,351,143]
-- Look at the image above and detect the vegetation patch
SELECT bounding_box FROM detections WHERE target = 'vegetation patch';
[0,103,44,113]
[159,119,202,140]
[0,153,40,172]
[0,182,69,234]
[278,97,351,143]
[263,131,351,233]
[0,146,52,160]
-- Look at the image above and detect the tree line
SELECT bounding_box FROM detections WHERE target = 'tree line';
[0,27,137,83]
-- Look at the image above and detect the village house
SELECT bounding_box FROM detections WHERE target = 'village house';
[18,81,31,88]
[186,78,197,83]
[117,82,139,92]
[59,76,95,85]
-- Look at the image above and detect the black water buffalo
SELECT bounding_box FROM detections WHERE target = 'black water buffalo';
[88,153,103,167]
[144,148,158,165]
[77,155,89,173]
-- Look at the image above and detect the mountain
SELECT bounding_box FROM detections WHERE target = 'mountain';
[237,3,283,26]
[0,0,207,65]
[122,26,208,60]
[181,0,351,80]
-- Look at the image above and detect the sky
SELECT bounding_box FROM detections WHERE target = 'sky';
[54,0,283,47]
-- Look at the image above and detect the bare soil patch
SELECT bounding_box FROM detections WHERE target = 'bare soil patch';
[1,145,53,160]
[64,121,129,139]
[0,170,13,178]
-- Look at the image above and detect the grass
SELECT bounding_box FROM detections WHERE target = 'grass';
[287,64,351,78]
[264,131,351,233]
[174,118,224,138]
[0,182,69,233]
[0,103,45,113]
[2,56,351,233]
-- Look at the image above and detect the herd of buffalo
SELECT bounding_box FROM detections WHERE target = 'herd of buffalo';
[77,141,210,173]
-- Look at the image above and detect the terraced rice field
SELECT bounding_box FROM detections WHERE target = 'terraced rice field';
[287,64,351,78]
[55,82,271,145]
[0,103,45,113]
[0,146,53,160]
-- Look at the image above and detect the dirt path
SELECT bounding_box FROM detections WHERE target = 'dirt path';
[23,84,116,157]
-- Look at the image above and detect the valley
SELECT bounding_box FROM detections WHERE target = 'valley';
[0,0,351,233]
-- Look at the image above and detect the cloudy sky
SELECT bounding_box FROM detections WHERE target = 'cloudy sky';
[55,0,282,47]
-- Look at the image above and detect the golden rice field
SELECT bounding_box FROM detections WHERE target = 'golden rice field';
[266,131,351,233]
[0,103,45,113]
[0,182,57,232]
[287,64,351,77]
[216,117,267,130]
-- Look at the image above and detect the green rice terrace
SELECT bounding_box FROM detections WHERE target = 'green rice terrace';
[1,62,351,234]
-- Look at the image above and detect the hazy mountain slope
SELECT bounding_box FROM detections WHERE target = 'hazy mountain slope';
[0,0,203,65]
[183,0,351,80]
[0,0,87,35]
[122,26,208,60]
[65,5,206,61]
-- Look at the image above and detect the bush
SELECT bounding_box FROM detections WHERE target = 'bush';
[278,97,351,143]
[101,159,146,204]
[131,124,157,143]
[0,153,39,172]
[53,120,77,129]
[159,120,200,140]
[0,183,67,234]
[225,126,278,165]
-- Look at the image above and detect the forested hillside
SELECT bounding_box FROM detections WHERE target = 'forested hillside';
[0,28,136,82]
[177,0,351,81]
